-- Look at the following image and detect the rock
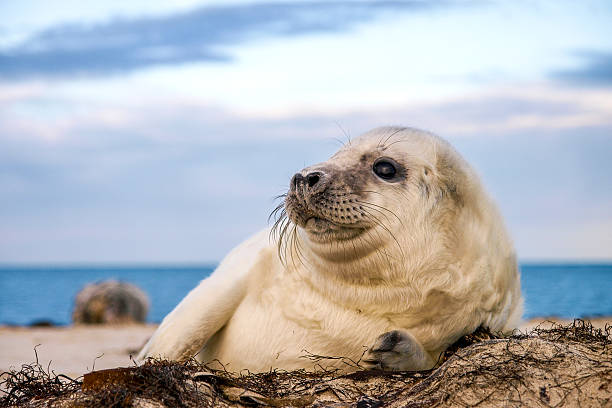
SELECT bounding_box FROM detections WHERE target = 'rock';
[28,319,56,327]
[72,280,149,324]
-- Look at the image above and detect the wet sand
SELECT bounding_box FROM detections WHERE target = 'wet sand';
[1,317,610,379]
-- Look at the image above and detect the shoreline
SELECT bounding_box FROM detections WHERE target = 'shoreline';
[1,317,610,379]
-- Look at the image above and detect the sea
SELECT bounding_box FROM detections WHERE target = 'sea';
[0,264,611,326]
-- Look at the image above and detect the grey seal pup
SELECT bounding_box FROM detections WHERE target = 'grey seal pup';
[138,126,523,372]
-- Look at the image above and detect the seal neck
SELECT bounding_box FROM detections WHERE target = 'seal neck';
[293,226,409,284]
[282,221,456,311]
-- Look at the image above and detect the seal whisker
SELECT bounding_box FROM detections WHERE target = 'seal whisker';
[277,218,291,266]
[360,208,406,262]
[284,221,297,269]
[361,225,400,272]
[355,200,403,226]
[270,208,286,236]
[292,225,315,274]
[382,139,407,149]
[273,206,295,268]
[378,127,405,149]
[287,223,302,269]
[269,204,286,235]
[356,229,392,272]
[334,121,352,147]
[331,137,346,147]
[356,201,396,226]
[344,189,384,196]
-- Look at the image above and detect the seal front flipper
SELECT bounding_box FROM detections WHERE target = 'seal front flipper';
[137,229,271,362]
[362,330,436,371]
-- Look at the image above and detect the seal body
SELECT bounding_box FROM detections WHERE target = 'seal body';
[138,127,523,372]
[73,280,149,324]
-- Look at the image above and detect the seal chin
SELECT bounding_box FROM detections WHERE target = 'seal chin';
[304,217,366,242]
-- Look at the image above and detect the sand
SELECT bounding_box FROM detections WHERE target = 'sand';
[0,324,156,379]
[1,317,610,380]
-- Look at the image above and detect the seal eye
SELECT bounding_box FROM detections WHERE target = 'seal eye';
[373,159,397,180]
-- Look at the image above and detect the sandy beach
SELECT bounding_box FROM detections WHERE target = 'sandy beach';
[0,324,156,379]
[1,317,610,380]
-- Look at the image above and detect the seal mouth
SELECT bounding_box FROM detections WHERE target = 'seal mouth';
[305,217,336,233]
[304,215,364,230]
[302,215,367,242]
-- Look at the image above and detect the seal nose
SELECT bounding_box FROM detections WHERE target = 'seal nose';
[306,172,320,188]
[291,173,304,191]
[291,171,324,192]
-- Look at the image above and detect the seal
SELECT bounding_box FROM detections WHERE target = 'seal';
[73,280,149,324]
[138,126,523,372]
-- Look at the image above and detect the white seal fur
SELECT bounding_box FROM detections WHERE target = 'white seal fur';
[138,126,523,372]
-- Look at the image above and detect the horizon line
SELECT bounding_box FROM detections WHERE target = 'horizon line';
[1,259,612,268]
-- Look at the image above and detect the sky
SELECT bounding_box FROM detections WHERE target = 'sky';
[1,0,611,263]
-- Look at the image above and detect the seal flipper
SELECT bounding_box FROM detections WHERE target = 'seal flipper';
[137,229,271,362]
[362,330,436,371]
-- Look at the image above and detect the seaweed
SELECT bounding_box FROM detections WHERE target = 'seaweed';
[0,346,81,406]
[2,319,611,408]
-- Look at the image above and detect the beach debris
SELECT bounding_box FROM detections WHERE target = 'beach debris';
[1,319,610,407]
[27,320,56,327]
[72,280,149,324]
[0,346,81,407]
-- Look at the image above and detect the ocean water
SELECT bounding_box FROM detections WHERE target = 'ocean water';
[0,264,611,326]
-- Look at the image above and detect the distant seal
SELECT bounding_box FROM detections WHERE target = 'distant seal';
[138,126,523,372]
[73,280,149,324]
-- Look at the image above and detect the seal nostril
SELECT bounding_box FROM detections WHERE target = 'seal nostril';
[291,173,305,191]
[307,173,320,188]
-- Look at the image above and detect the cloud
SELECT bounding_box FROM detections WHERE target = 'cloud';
[0,1,445,79]
[2,124,611,263]
[3,81,612,143]
[1,83,612,262]
[552,50,612,85]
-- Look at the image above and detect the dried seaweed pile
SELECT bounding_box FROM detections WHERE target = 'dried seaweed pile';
[0,349,80,407]
[1,320,610,408]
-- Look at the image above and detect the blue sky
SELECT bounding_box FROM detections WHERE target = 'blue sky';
[1,0,611,263]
